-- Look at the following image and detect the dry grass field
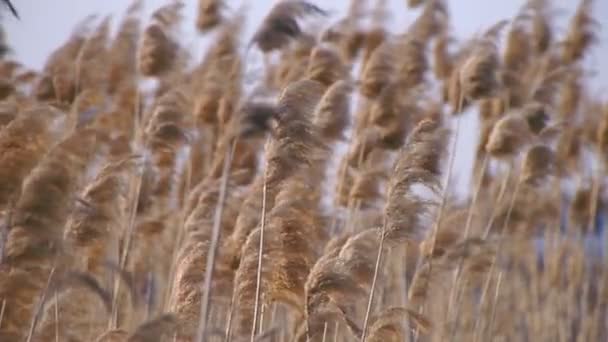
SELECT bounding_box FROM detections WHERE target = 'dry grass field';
[0,0,606,341]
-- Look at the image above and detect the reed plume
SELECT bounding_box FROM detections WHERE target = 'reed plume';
[196,0,224,33]
[456,21,507,105]
[0,128,101,341]
[232,79,327,339]
[250,1,327,53]
[0,106,66,210]
[313,80,352,141]
[108,2,142,94]
[562,0,597,63]
[139,3,183,77]
[306,45,349,87]
[1,2,607,341]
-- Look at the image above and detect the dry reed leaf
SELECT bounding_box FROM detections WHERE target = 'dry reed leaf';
[2,0,18,18]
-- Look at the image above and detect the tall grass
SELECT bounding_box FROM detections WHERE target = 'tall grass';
[0,0,606,341]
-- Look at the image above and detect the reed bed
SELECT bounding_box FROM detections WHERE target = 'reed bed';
[0,0,606,341]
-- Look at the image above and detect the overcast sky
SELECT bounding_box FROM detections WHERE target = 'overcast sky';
[2,0,606,194]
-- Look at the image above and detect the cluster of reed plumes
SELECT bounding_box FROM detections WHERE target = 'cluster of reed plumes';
[0,0,606,341]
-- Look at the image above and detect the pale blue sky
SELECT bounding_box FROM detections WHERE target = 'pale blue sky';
[4,0,606,75]
[2,0,606,194]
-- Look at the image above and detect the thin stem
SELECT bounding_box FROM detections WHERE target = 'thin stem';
[588,160,603,233]
[259,303,267,333]
[446,153,490,341]
[54,291,59,342]
[482,165,513,239]
[414,113,462,336]
[110,155,144,328]
[163,147,193,310]
[334,321,340,342]
[223,290,236,342]
[485,271,504,341]
[361,226,387,341]
[321,322,329,342]
[27,267,56,342]
[463,153,490,239]
[0,299,6,328]
[471,261,495,342]
[196,139,237,342]
[474,169,522,341]
[109,81,143,329]
[251,168,269,342]
[428,114,462,260]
